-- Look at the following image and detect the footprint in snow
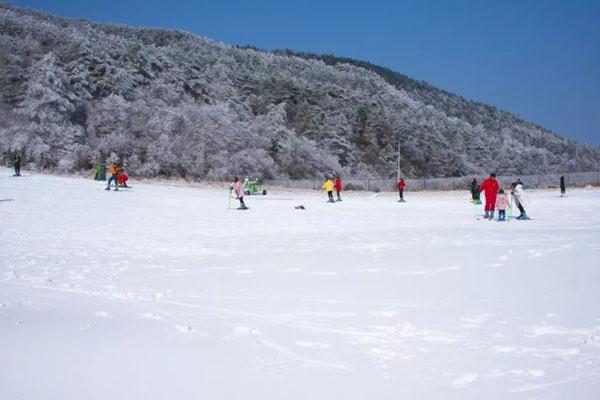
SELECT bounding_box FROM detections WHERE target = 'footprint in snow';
[94,311,112,319]
[140,312,164,321]
[295,341,331,349]
[233,326,262,336]
[450,373,478,388]
[369,310,397,318]
[509,369,546,378]
[174,324,206,338]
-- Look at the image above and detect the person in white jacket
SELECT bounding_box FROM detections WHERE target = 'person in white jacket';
[511,179,529,220]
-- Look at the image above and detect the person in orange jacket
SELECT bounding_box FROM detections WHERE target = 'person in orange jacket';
[105,163,120,191]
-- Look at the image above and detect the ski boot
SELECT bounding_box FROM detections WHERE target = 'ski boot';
[517,212,529,220]
[484,211,489,219]
[489,211,495,220]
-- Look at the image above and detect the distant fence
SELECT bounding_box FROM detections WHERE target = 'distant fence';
[263,171,600,192]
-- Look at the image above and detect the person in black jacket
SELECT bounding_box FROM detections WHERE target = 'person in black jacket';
[560,175,566,197]
[13,153,21,176]
[470,178,481,204]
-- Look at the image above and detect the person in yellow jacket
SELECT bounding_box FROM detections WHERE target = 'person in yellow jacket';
[322,176,335,203]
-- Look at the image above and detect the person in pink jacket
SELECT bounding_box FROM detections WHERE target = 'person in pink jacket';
[231,176,247,209]
[495,189,510,221]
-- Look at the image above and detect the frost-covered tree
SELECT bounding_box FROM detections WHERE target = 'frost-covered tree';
[0,4,598,177]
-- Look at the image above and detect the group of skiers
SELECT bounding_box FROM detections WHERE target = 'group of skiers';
[104,163,129,191]
[322,175,343,202]
[320,176,406,203]
[474,173,529,221]
[4,153,568,223]
[318,173,532,221]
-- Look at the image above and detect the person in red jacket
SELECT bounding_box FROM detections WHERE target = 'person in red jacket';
[397,178,406,202]
[334,175,342,202]
[117,169,129,188]
[479,173,499,219]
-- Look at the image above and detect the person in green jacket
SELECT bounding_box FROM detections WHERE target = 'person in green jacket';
[470,178,481,204]
[13,153,21,176]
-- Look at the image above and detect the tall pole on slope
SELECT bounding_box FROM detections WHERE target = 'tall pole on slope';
[397,131,401,180]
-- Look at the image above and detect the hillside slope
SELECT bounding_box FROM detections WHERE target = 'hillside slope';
[1,5,598,179]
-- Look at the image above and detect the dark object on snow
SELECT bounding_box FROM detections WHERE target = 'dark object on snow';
[560,175,566,196]
[294,205,306,210]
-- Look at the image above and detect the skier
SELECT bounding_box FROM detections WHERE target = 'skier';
[397,178,406,202]
[105,163,120,191]
[13,153,21,176]
[322,176,335,202]
[231,176,247,209]
[470,178,481,204]
[511,179,529,220]
[334,175,342,202]
[495,189,510,221]
[118,168,129,188]
[479,173,499,219]
[560,175,566,197]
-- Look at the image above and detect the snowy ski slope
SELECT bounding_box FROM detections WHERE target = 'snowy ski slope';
[1,168,599,399]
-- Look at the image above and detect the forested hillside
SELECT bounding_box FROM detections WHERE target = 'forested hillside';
[1,4,598,179]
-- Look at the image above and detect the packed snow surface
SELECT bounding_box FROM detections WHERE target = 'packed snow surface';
[1,169,600,399]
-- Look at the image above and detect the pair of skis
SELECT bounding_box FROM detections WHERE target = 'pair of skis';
[228,188,249,210]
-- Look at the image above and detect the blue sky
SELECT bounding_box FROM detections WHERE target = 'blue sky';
[12,0,600,146]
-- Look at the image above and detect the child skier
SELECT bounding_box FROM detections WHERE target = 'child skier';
[470,178,481,204]
[495,189,510,221]
[231,176,247,209]
[479,173,499,219]
[118,168,129,188]
[511,179,529,220]
[397,178,406,202]
[322,176,335,202]
[334,175,342,201]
